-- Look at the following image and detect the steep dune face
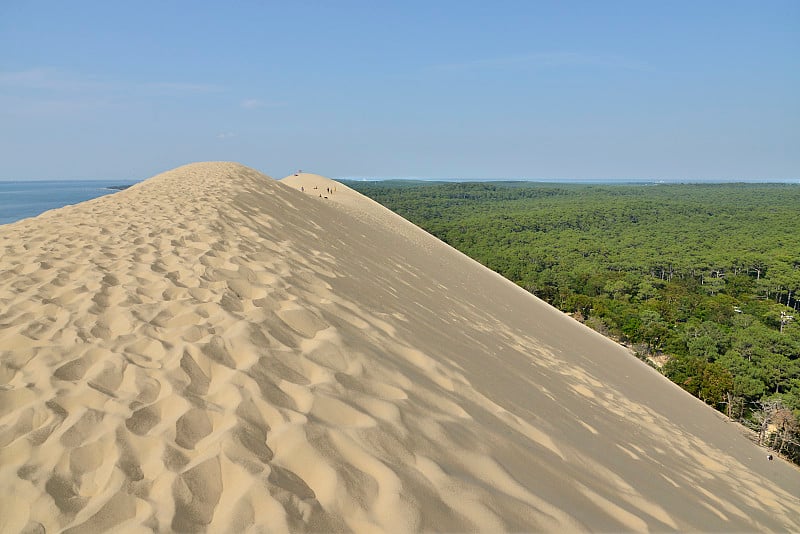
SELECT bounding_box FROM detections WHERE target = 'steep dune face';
[0,162,797,533]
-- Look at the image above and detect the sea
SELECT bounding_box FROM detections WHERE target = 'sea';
[0,180,138,226]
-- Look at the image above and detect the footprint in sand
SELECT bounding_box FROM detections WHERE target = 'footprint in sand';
[87,360,126,397]
[171,456,223,531]
[227,278,268,301]
[309,394,376,428]
[90,311,133,339]
[124,337,166,369]
[45,473,87,514]
[54,357,91,381]
[276,305,329,339]
[125,404,161,436]
[180,351,212,396]
[334,372,408,402]
[60,410,105,448]
[175,407,213,450]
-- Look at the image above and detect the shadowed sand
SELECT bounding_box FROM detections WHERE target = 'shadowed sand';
[1,162,798,533]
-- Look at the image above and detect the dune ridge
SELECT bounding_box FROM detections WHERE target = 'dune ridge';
[0,162,798,533]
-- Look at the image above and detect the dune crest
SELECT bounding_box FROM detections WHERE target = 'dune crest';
[0,162,798,532]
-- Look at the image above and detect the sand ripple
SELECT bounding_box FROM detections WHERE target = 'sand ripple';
[0,163,797,532]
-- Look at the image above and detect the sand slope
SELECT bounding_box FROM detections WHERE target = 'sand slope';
[0,162,798,533]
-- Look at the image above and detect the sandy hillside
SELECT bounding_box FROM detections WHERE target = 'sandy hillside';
[0,162,798,533]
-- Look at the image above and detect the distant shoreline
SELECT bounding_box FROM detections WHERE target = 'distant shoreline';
[0,180,139,226]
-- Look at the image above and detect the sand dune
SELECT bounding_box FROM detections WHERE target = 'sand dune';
[0,162,798,533]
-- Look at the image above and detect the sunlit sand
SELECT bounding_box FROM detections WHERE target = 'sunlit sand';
[1,162,797,532]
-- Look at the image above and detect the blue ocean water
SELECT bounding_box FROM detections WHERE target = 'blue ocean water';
[0,180,137,226]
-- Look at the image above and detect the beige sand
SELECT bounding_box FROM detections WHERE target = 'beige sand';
[0,162,798,533]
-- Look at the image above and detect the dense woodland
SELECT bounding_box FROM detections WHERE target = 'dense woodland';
[348,180,800,462]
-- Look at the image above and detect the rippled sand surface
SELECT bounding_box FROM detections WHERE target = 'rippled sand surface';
[1,162,798,533]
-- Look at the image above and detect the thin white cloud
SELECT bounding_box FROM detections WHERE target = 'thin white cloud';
[0,68,228,117]
[0,68,226,94]
[216,132,237,139]
[240,98,286,109]
[241,98,265,109]
[0,68,228,118]
[436,52,653,72]
[0,68,110,91]
[141,81,225,93]
[0,94,112,116]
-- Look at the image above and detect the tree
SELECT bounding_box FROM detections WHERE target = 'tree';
[639,309,668,354]
[753,398,800,458]
[664,354,705,397]
[699,361,734,407]
[636,280,659,302]
[761,353,798,394]
[753,399,783,447]
[604,279,631,301]
[773,404,799,456]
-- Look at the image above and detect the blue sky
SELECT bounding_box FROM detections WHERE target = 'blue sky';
[1,1,797,181]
